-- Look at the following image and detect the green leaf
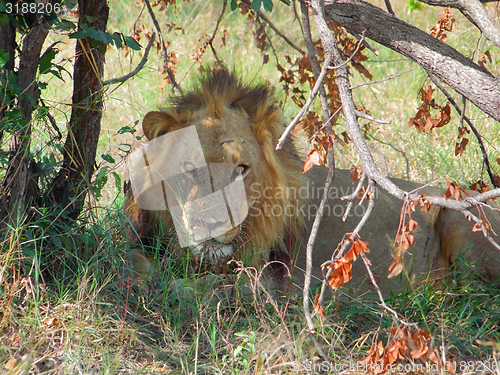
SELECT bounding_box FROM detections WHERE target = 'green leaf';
[51,235,62,248]
[87,27,113,44]
[263,0,273,12]
[112,171,122,191]
[0,13,9,26]
[63,0,77,10]
[279,0,290,5]
[39,50,58,74]
[0,50,9,69]
[250,0,261,11]
[69,29,88,39]
[123,36,141,51]
[83,15,98,23]
[112,32,123,48]
[117,125,136,135]
[102,154,115,163]
[229,0,237,11]
[407,0,422,12]
[92,166,109,198]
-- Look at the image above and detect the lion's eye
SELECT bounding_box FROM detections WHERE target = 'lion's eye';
[235,164,249,176]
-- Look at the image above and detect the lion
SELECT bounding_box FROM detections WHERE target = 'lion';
[124,68,500,297]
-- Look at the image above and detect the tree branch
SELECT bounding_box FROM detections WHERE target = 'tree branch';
[256,7,305,54]
[324,0,500,122]
[103,32,156,86]
[298,1,335,361]
[143,0,182,93]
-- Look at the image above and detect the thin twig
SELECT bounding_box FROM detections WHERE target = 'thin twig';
[103,32,156,86]
[275,59,330,150]
[348,30,379,55]
[206,1,226,64]
[329,31,365,70]
[368,134,410,180]
[319,182,373,306]
[340,171,366,220]
[355,110,391,124]
[143,0,182,93]
[350,69,412,90]
[132,3,145,32]
[39,98,62,140]
[255,7,304,54]
[258,16,280,66]
[428,73,500,188]
[384,0,395,15]
[308,105,343,142]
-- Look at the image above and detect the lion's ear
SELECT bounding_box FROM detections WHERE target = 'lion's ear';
[142,111,179,140]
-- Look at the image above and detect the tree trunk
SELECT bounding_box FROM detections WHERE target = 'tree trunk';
[1,19,48,224]
[49,0,109,219]
[324,0,500,121]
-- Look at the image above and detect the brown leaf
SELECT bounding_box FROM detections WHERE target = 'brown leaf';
[350,167,363,182]
[470,180,488,193]
[5,358,18,370]
[472,221,483,232]
[314,294,327,317]
[302,149,324,173]
[388,257,403,278]
[436,102,451,127]
[455,137,469,156]
[44,317,59,328]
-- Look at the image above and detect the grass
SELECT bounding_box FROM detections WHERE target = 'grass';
[1,0,500,373]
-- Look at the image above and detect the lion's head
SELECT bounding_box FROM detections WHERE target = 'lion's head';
[126,68,305,266]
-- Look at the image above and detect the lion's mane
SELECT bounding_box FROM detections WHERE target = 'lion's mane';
[126,69,307,264]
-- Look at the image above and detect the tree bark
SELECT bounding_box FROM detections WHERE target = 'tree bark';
[49,0,109,219]
[324,0,500,122]
[1,19,48,223]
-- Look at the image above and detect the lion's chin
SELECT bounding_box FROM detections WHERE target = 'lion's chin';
[189,240,235,264]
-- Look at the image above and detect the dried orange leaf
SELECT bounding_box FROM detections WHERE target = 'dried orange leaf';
[302,149,324,173]
[388,258,403,278]
[314,294,327,317]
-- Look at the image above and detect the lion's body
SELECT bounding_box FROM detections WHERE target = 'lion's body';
[125,68,500,296]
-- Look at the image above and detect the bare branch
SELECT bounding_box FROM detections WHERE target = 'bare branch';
[384,0,395,14]
[350,69,413,90]
[103,32,156,86]
[355,110,391,124]
[206,1,226,64]
[275,57,330,150]
[256,7,305,54]
[143,0,182,93]
[298,1,335,362]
